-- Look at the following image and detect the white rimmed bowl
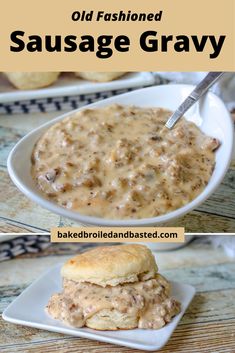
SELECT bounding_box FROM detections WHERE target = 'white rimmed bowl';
[7,84,234,227]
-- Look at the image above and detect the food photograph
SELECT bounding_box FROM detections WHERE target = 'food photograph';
[0,71,235,352]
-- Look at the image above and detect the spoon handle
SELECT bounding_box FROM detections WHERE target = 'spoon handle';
[165,72,224,129]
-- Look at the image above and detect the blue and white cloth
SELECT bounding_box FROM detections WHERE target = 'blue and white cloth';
[0,73,234,115]
[0,234,50,261]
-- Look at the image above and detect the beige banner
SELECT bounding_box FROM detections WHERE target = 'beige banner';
[0,0,234,71]
[51,227,185,243]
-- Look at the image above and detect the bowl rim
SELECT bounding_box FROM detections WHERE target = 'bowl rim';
[7,84,234,226]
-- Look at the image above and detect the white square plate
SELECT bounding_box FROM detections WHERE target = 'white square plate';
[3,264,195,351]
[0,72,154,103]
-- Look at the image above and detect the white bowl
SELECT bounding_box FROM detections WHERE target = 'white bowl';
[7,85,234,227]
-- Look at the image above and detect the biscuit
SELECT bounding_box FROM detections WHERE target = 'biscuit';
[86,309,138,330]
[62,244,158,287]
[5,72,60,89]
[47,245,181,331]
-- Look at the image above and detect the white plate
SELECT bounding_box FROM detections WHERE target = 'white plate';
[0,72,154,103]
[0,233,47,243]
[7,84,234,227]
[2,264,195,351]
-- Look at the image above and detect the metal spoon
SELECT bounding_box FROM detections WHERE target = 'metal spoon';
[165,72,224,129]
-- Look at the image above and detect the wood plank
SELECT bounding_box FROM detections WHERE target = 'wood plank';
[0,126,24,167]
[0,167,63,231]
[197,169,235,219]
[1,288,235,350]
[172,211,235,233]
[0,220,41,233]
[164,263,235,292]
[0,320,234,353]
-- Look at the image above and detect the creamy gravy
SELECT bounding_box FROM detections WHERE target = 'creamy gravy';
[47,274,180,329]
[32,104,219,219]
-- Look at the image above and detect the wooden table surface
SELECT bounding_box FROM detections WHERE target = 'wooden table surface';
[0,110,235,234]
[0,239,235,353]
